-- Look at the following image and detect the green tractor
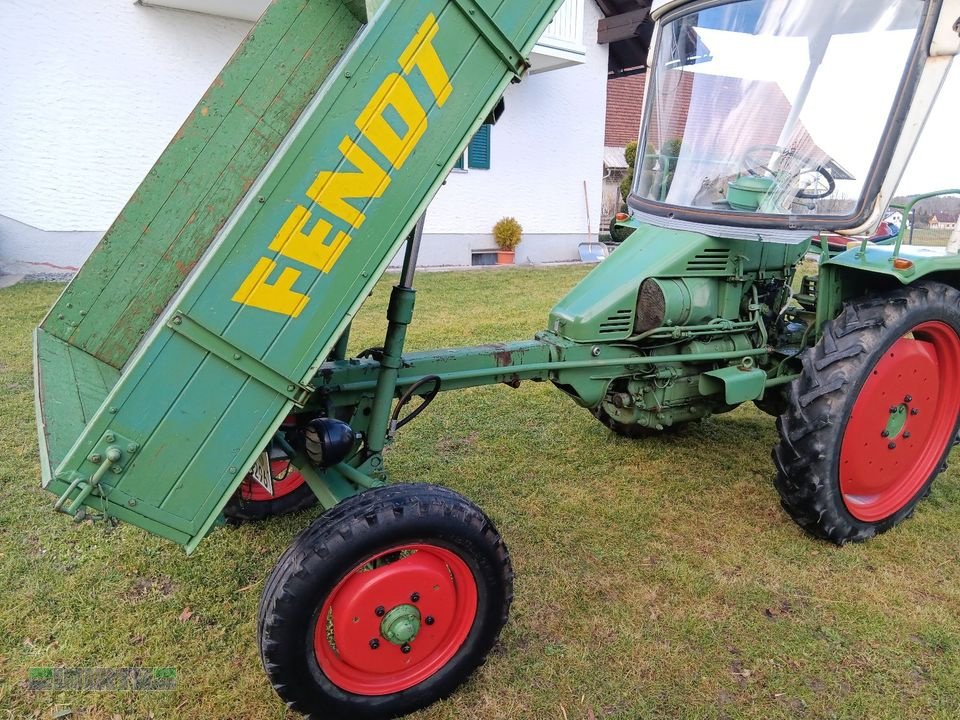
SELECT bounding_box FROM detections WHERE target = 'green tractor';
[33,0,960,717]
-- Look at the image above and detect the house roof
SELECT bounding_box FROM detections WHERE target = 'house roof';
[604,146,630,169]
[595,0,654,77]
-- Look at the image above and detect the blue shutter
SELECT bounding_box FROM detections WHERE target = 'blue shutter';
[467,125,491,170]
[454,154,465,170]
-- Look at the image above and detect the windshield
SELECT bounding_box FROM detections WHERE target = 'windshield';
[633,0,926,220]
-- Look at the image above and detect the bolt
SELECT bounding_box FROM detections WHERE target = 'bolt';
[591,346,601,357]
[375,606,385,617]
[410,592,420,603]
[904,432,912,439]
[228,466,238,474]
[401,644,412,654]
[905,395,913,403]
[369,639,380,650]
[127,443,139,454]
[105,433,115,443]
[881,430,890,438]
[888,442,897,450]
[425,616,435,626]
[911,408,920,416]
[890,406,898,414]
[89,454,102,464]
[172,317,182,325]
[127,499,137,507]
[233,353,241,361]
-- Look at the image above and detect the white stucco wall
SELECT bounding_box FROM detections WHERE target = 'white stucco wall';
[0,0,606,274]
[418,0,608,267]
[0,0,251,233]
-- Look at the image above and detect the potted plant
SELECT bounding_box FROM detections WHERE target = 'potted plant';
[492,216,522,265]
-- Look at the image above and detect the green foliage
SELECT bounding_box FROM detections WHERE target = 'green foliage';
[620,141,638,204]
[492,216,523,251]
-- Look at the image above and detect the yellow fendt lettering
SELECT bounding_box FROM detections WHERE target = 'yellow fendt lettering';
[356,73,428,170]
[232,258,310,318]
[269,206,351,274]
[306,137,391,229]
[400,14,452,106]
[233,12,452,318]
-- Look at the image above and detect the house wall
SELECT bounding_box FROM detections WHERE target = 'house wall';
[0,0,251,276]
[415,0,609,267]
[0,0,607,276]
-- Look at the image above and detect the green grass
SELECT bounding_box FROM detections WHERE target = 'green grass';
[4,267,960,719]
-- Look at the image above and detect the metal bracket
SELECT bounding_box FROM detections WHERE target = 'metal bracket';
[167,310,313,404]
[53,431,139,515]
[449,0,529,77]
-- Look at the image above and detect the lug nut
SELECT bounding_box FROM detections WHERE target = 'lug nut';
[904,432,912,439]
[369,639,380,650]
[905,395,913,403]
[410,592,420,603]
[911,408,920,416]
[401,644,412,654]
[888,442,897,450]
[425,616,435,626]
[881,430,890,438]
[890,406,898,414]
[375,606,385,617]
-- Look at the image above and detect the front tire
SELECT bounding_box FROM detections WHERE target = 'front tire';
[258,484,513,719]
[774,282,960,544]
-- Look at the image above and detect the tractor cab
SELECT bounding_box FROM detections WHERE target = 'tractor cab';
[627,0,950,235]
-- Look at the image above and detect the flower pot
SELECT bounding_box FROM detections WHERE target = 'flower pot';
[496,250,515,265]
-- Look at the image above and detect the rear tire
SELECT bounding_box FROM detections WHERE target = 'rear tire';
[258,484,513,719]
[773,282,960,544]
[223,458,317,522]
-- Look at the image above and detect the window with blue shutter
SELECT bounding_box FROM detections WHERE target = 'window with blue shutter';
[467,125,491,169]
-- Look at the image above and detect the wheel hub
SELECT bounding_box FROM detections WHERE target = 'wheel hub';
[380,604,421,645]
[839,322,960,522]
[313,543,478,696]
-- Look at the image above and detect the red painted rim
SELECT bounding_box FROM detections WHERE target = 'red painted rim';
[313,543,478,696]
[840,321,960,522]
[238,459,306,502]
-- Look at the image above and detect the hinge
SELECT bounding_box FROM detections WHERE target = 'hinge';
[449,0,529,78]
[54,431,139,515]
[167,310,313,404]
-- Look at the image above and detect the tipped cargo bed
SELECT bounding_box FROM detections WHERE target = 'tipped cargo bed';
[35,0,566,551]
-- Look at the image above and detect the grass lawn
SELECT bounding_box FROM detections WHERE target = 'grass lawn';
[4,266,960,719]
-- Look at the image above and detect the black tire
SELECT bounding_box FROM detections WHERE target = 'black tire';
[258,484,513,719]
[222,460,317,523]
[773,282,960,544]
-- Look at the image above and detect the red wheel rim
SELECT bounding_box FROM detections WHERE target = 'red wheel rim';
[238,459,305,502]
[840,321,960,522]
[313,543,478,696]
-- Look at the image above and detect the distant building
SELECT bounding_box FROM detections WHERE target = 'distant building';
[930,215,958,230]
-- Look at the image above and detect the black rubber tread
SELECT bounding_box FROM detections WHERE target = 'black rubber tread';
[257,483,513,720]
[773,281,960,544]
[592,406,697,438]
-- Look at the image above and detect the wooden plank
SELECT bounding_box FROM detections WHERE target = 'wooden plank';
[92,6,360,368]
[68,343,118,423]
[35,330,86,470]
[43,1,359,369]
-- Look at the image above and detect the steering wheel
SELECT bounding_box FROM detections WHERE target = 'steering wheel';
[741,144,836,201]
